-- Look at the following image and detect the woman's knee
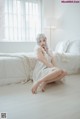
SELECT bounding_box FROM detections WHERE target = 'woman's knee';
[61,70,67,75]
[55,69,62,75]
[63,71,67,76]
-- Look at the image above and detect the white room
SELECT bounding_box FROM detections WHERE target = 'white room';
[0,0,80,119]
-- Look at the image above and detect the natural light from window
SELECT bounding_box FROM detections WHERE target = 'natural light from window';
[5,0,41,42]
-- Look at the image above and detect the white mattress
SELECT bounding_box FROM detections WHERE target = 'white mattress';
[0,53,37,86]
[0,52,80,86]
[0,56,28,85]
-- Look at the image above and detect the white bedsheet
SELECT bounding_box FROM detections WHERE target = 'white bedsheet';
[0,53,37,85]
[0,52,80,86]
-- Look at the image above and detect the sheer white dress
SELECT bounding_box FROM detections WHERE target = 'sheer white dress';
[32,48,57,82]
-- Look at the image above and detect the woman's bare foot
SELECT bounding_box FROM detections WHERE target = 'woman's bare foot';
[41,82,47,92]
[63,70,68,76]
[31,82,40,94]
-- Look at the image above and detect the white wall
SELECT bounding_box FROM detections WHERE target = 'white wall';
[42,0,55,48]
[42,0,80,50]
[0,0,80,52]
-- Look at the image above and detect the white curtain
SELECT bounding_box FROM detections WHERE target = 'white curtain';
[0,0,41,42]
[0,0,5,41]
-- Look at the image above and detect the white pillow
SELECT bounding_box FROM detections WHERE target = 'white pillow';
[54,53,80,74]
[55,40,70,53]
[66,40,80,55]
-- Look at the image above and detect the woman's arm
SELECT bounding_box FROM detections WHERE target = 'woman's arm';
[51,57,56,66]
[48,50,57,67]
[36,47,53,68]
[51,52,59,67]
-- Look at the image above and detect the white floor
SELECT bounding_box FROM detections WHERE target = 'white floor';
[0,74,80,119]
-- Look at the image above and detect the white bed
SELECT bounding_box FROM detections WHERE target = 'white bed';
[0,56,27,85]
[0,53,37,85]
[0,40,80,119]
[0,52,80,86]
[0,40,80,86]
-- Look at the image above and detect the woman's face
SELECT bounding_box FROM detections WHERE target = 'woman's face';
[38,38,47,48]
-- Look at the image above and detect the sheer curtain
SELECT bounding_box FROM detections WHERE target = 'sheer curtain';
[0,0,5,41]
[4,0,42,42]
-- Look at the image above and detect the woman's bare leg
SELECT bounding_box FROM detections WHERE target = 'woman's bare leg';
[41,71,67,92]
[32,69,66,94]
[41,82,47,92]
[46,70,67,83]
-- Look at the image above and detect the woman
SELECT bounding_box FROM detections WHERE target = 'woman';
[32,34,67,94]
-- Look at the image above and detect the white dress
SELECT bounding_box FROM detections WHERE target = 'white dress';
[32,48,57,82]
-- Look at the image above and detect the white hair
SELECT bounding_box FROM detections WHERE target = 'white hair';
[36,33,47,44]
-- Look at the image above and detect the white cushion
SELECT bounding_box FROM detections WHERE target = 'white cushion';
[66,40,80,55]
[55,40,70,53]
[54,53,80,74]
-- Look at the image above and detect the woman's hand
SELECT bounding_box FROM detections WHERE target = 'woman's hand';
[36,47,54,68]
[49,63,53,68]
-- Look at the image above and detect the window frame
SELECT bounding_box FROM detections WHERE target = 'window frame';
[4,0,42,42]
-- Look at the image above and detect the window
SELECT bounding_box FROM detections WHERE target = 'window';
[5,0,42,42]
